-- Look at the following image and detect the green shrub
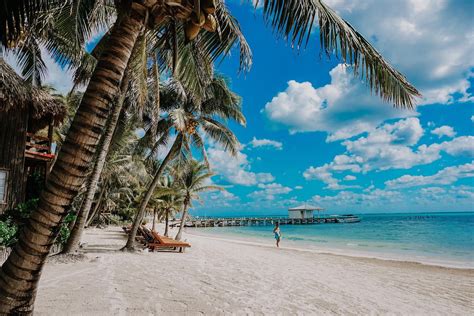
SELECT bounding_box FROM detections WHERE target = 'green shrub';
[117,207,136,221]
[0,219,18,247]
[16,198,39,220]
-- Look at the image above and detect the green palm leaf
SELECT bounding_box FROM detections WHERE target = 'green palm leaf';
[257,0,420,108]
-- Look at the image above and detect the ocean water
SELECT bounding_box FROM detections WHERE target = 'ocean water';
[189,212,474,268]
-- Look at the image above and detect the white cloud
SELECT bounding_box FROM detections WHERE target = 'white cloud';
[311,184,474,212]
[325,0,474,105]
[248,137,283,150]
[428,136,474,157]
[263,0,473,141]
[312,189,403,207]
[303,154,362,190]
[248,183,292,200]
[431,125,456,138]
[304,118,474,188]
[207,146,274,186]
[471,115,474,123]
[344,175,357,181]
[263,65,416,141]
[342,119,473,171]
[294,186,303,190]
[385,162,474,188]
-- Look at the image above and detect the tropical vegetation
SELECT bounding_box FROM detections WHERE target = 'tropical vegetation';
[0,0,420,314]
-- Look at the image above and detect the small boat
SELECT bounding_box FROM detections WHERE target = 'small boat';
[333,214,361,223]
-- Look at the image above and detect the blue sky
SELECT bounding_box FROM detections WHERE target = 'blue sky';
[196,0,474,215]
[6,0,473,215]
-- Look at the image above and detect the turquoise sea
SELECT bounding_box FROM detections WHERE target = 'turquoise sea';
[190,212,474,268]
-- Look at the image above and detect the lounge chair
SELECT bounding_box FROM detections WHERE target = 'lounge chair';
[141,227,191,253]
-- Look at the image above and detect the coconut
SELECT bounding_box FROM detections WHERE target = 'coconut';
[190,11,206,26]
[202,14,217,32]
[201,0,216,14]
[185,21,201,41]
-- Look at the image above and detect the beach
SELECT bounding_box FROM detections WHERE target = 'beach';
[34,226,474,315]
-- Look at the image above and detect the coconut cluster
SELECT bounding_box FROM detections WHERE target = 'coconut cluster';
[140,0,218,41]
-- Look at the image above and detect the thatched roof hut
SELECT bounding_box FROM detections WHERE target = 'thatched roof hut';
[0,58,66,131]
[0,58,66,213]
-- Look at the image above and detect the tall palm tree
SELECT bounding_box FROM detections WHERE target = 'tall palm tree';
[61,70,131,253]
[124,75,245,249]
[0,0,420,313]
[174,160,220,241]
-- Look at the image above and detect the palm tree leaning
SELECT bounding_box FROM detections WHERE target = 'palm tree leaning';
[0,0,420,313]
[174,160,221,240]
[124,75,245,250]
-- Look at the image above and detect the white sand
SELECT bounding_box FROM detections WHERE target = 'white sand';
[35,225,474,315]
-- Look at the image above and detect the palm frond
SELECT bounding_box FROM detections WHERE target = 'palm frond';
[197,0,252,72]
[201,117,239,155]
[0,0,61,47]
[257,0,420,108]
[14,36,46,86]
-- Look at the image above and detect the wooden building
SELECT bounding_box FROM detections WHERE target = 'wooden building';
[0,59,66,213]
[288,204,324,219]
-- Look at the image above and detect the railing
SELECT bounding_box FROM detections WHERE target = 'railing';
[25,132,55,161]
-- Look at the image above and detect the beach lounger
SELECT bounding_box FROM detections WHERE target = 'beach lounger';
[141,227,191,253]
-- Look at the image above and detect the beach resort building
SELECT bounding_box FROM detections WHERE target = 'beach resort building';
[0,59,65,213]
[288,205,324,219]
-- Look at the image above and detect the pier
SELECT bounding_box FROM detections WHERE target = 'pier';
[171,216,342,228]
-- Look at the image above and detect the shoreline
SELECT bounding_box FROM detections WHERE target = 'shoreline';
[184,228,474,271]
[34,226,474,315]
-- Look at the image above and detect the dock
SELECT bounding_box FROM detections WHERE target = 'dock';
[171,216,341,228]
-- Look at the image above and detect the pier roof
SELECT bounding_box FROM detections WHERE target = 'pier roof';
[288,205,324,211]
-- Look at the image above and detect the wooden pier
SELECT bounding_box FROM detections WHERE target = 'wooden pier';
[171,216,341,228]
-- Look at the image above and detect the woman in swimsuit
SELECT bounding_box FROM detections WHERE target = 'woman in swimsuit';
[273,222,281,247]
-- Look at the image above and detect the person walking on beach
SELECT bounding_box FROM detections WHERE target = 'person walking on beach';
[273,222,281,247]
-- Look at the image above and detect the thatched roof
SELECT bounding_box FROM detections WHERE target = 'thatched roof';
[0,58,66,131]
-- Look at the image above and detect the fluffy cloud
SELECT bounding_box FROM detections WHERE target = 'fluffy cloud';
[294,186,303,190]
[342,119,473,171]
[344,175,357,181]
[248,137,283,150]
[312,189,403,207]
[207,147,274,186]
[248,183,292,200]
[303,154,362,190]
[325,0,474,105]
[263,0,473,140]
[304,118,474,188]
[311,185,474,212]
[385,162,474,188]
[431,125,456,138]
[263,65,415,141]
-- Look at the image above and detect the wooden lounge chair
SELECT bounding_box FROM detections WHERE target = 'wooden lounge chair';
[142,227,191,253]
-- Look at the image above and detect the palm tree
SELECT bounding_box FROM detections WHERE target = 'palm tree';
[0,1,420,313]
[124,75,245,249]
[61,71,131,253]
[174,160,221,240]
[146,175,183,235]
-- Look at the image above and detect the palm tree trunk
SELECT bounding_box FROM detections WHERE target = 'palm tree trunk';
[85,183,106,227]
[164,211,169,236]
[62,74,129,254]
[152,209,156,231]
[175,200,189,241]
[123,135,182,250]
[0,6,147,314]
